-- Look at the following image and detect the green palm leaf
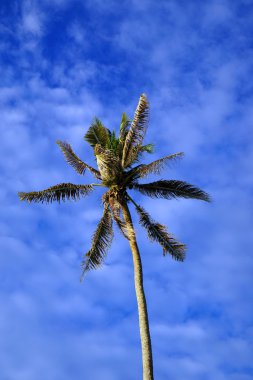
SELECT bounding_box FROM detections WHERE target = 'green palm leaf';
[122,94,149,168]
[18,183,93,203]
[84,118,111,148]
[119,112,130,144]
[134,203,186,261]
[81,204,113,278]
[139,144,154,154]
[56,140,101,179]
[132,180,211,202]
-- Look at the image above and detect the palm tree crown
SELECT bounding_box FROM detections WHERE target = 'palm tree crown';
[18,94,210,278]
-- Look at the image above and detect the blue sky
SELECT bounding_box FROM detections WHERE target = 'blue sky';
[0,0,253,379]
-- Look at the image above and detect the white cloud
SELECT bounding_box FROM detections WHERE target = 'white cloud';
[22,11,42,35]
[68,22,89,46]
[21,1,44,36]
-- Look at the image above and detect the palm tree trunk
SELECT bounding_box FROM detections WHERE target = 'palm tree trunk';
[121,201,154,380]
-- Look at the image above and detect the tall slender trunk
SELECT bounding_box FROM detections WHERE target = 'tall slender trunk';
[121,201,154,380]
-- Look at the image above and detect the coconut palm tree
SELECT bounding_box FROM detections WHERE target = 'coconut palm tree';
[18,94,210,380]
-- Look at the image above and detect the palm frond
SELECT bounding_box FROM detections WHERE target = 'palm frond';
[132,180,211,202]
[84,118,110,148]
[119,112,130,143]
[18,183,93,204]
[134,204,186,261]
[139,143,154,154]
[107,130,123,157]
[134,152,184,179]
[123,143,154,168]
[56,140,101,179]
[123,166,143,187]
[81,204,113,278]
[122,94,149,168]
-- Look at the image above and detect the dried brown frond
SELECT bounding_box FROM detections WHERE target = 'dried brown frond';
[109,198,130,240]
[122,94,149,168]
[56,140,101,179]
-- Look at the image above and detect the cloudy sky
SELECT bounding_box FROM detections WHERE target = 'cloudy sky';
[1,0,253,379]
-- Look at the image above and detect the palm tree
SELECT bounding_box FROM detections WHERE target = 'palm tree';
[18,94,210,380]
